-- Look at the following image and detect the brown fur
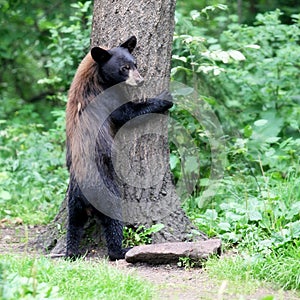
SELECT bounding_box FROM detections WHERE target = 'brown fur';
[66,53,104,151]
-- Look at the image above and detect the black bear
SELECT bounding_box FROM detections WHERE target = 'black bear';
[65,36,173,260]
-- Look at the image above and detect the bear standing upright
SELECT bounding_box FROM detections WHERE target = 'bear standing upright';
[65,36,173,260]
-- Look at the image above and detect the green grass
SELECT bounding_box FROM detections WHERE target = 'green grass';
[205,241,300,294]
[252,242,300,290]
[0,255,154,300]
[186,168,300,292]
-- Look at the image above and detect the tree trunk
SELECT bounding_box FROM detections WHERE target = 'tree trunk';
[237,0,243,23]
[36,0,206,257]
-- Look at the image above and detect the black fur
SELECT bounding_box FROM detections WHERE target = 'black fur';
[66,36,172,260]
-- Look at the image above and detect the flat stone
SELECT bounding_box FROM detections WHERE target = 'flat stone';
[125,238,222,264]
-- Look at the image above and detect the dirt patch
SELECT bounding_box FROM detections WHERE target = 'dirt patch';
[111,260,216,300]
[1,224,299,300]
[0,223,47,255]
[111,260,300,300]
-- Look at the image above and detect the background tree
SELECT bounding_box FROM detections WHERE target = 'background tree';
[37,0,206,256]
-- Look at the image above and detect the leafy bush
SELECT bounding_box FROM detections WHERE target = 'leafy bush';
[206,240,300,290]
[123,224,165,247]
[0,1,92,102]
[172,7,300,210]
[38,1,92,96]
[171,7,300,290]
[173,9,300,133]
[0,2,92,224]
[0,109,67,224]
[191,173,300,250]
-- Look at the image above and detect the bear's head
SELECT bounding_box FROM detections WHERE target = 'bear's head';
[91,36,144,89]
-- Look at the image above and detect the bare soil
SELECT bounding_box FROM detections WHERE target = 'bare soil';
[1,224,299,300]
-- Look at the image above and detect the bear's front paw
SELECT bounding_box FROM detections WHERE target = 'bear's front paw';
[156,91,173,111]
[159,99,173,111]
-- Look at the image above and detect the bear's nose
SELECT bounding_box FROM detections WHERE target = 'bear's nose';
[132,69,144,86]
[136,76,144,87]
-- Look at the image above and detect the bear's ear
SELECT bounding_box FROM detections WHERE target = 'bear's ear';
[91,47,112,63]
[120,36,137,53]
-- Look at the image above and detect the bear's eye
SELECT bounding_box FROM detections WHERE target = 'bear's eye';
[121,65,130,72]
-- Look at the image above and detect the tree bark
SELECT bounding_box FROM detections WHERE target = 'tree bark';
[36,0,206,257]
[237,0,243,23]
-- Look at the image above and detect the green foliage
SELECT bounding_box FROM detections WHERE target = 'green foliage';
[1,1,300,293]
[174,10,300,126]
[171,8,300,290]
[0,1,78,100]
[218,10,300,135]
[0,255,154,299]
[176,0,300,25]
[38,1,92,95]
[123,224,165,247]
[0,110,67,224]
[206,241,300,290]
[0,2,92,224]
[177,256,195,269]
[177,256,204,269]
[0,1,92,128]
[189,172,300,251]
[172,7,300,198]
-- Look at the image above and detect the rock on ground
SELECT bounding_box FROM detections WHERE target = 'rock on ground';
[125,238,222,264]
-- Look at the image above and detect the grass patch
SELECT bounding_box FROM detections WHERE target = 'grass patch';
[186,168,300,293]
[206,242,300,294]
[0,254,154,300]
[252,242,300,290]
[205,255,262,295]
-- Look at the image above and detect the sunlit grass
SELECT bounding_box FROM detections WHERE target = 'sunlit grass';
[205,241,300,293]
[0,255,154,300]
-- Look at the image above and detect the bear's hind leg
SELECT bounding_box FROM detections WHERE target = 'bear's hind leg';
[101,215,130,260]
[66,183,88,260]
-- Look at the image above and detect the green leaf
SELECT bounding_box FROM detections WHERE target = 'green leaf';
[244,125,253,138]
[199,178,210,186]
[169,154,180,170]
[216,4,227,10]
[190,10,200,20]
[218,222,231,232]
[249,211,262,221]
[244,44,261,49]
[265,137,280,143]
[204,209,218,220]
[286,221,300,238]
[147,224,165,234]
[217,51,230,63]
[174,87,194,96]
[254,119,268,127]
[172,55,187,63]
[225,211,243,222]
[253,112,284,140]
[261,295,275,300]
[228,50,246,61]
[0,190,12,200]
